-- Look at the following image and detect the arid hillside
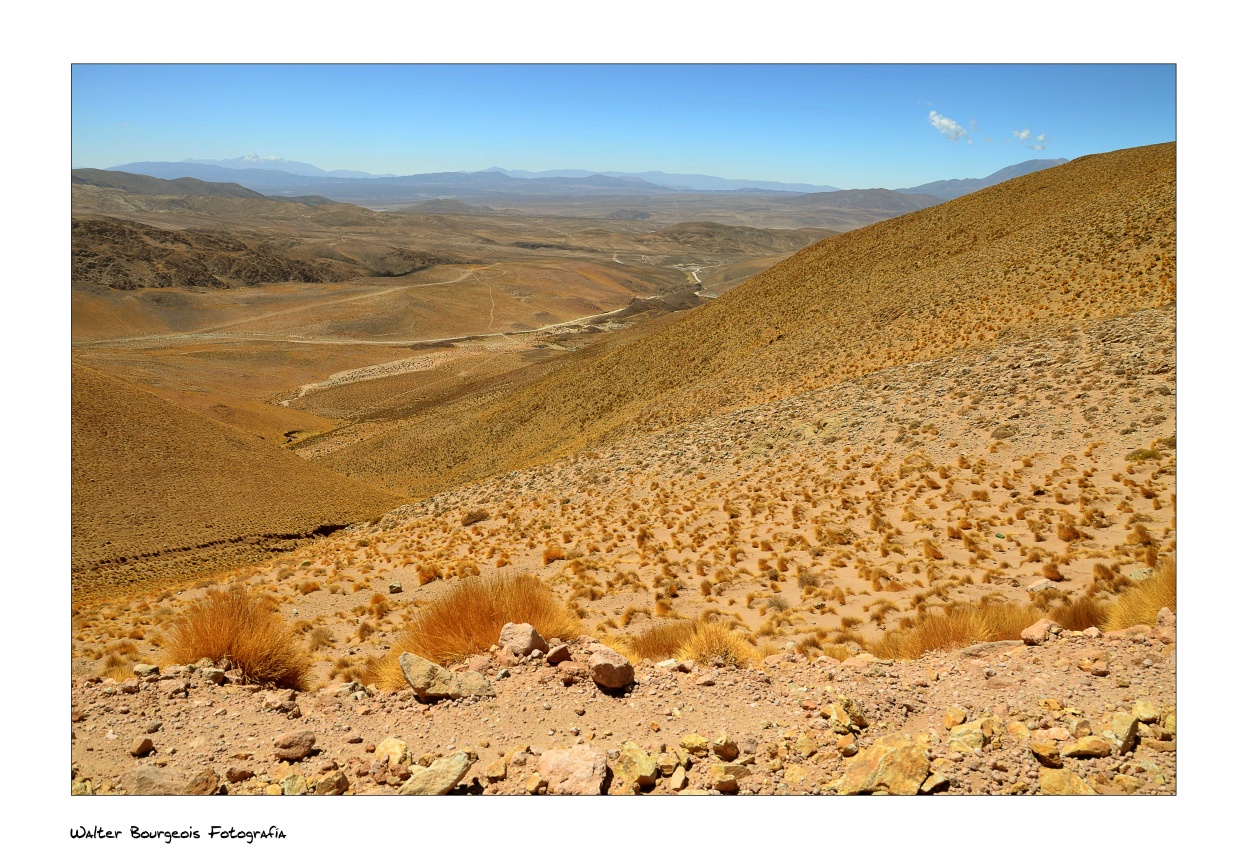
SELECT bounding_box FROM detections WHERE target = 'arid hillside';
[319,143,1176,497]
[71,364,401,602]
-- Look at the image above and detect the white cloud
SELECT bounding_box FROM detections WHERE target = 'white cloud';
[1036,133,1047,143]
[1028,143,1047,151]
[929,110,969,142]
[1012,128,1031,140]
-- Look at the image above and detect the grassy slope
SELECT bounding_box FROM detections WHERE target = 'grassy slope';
[322,143,1175,496]
[72,364,401,600]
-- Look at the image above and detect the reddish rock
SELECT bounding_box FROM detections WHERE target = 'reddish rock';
[1021,619,1058,646]
[587,646,635,689]
[499,623,549,657]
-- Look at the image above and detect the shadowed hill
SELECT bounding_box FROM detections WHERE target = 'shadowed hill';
[72,364,402,601]
[318,143,1175,497]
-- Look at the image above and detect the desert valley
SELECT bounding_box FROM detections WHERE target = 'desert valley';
[71,135,1176,800]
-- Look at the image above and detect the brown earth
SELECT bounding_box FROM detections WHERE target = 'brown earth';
[71,364,401,603]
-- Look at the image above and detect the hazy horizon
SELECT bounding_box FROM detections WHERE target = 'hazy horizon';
[71,64,1176,190]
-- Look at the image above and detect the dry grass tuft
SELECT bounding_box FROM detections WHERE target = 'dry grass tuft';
[162,584,309,689]
[373,573,582,687]
[675,620,761,667]
[620,620,698,663]
[1103,556,1176,630]
[871,601,1046,660]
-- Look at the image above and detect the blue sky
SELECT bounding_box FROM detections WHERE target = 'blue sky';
[74,63,1175,190]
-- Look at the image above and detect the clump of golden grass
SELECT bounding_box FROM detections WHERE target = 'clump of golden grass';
[162,584,309,689]
[619,619,698,663]
[1103,556,1176,630]
[307,626,336,651]
[675,620,761,667]
[870,601,1046,660]
[371,573,582,688]
[1050,596,1108,632]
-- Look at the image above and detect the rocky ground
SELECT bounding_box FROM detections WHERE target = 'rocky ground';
[70,610,1176,796]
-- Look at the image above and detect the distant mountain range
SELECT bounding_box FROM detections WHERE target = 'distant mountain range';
[484,167,841,193]
[897,159,1069,200]
[93,156,1068,205]
[184,155,397,179]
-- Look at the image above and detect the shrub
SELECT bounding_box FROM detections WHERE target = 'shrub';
[870,601,1046,660]
[461,508,490,526]
[621,619,698,663]
[372,573,581,688]
[163,585,309,689]
[1103,556,1176,630]
[1051,596,1108,632]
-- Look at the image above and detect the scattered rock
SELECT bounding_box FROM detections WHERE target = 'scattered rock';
[1038,767,1097,795]
[1021,619,1059,646]
[279,773,308,796]
[226,767,254,783]
[680,734,709,757]
[1060,736,1114,759]
[273,730,316,761]
[711,762,752,793]
[313,770,349,795]
[397,751,473,795]
[545,644,572,666]
[588,646,635,689]
[129,737,155,757]
[612,742,658,790]
[399,653,460,700]
[711,735,739,761]
[183,768,223,795]
[499,623,549,657]
[1029,741,1064,768]
[123,767,184,795]
[388,581,403,594]
[837,735,930,795]
[375,737,411,768]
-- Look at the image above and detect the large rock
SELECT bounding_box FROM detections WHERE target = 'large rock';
[399,653,460,700]
[1039,767,1098,795]
[273,730,316,761]
[588,646,635,689]
[1105,712,1140,754]
[499,623,549,657]
[837,735,930,795]
[711,763,752,793]
[398,751,473,795]
[1060,737,1114,759]
[123,766,184,795]
[398,652,495,700]
[537,746,607,795]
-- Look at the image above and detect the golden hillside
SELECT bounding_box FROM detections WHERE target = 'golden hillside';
[72,364,401,601]
[320,143,1175,496]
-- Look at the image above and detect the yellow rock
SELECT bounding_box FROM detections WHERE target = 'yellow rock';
[1029,741,1063,768]
[783,765,811,788]
[944,707,967,729]
[1039,768,1097,795]
[375,737,411,768]
[837,738,930,795]
[680,734,709,757]
[949,721,985,754]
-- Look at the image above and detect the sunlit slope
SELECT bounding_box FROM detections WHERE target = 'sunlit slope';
[72,364,401,600]
[321,143,1175,495]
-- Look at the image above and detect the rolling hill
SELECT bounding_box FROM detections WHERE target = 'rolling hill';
[72,364,402,601]
[316,143,1175,497]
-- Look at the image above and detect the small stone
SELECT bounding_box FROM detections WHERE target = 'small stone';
[793,733,818,759]
[1021,619,1058,646]
[133,663,159,678]
[389,581,403,594]
[1038,767,1097,795]
[943,707,967,729]
[313,770,349,795]
[669,765,688,791]
[783,765,811,788]
[537,745,605,794]
[483,758,508,783]
[1107,713,1140,754]
[375,737,411,768]
[525,773,547,795]
[1060,736,1114,759]
[129,737,155,757]
[273,730,316,761]
[1030,741,1064,768]
[1132,700,1160,724]
[836,734,858,757]
[711,762,751,793]
[226,767,253,783]
[680,734,709,757]
[948,721,985,754]
[201,667,226,685]
[711,735,739,761]
[279,773,308,795]
[613,742,659,789]
[123,767,184,795]
[919,773,949,794]
[545,644,572,666]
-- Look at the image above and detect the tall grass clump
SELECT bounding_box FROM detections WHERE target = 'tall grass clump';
[871,601,1045,660]
[163,584,309,689]
[675,620,761,667]
[373,573,582,688]
[617,620,698,663]
[1103,556,1176,630]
